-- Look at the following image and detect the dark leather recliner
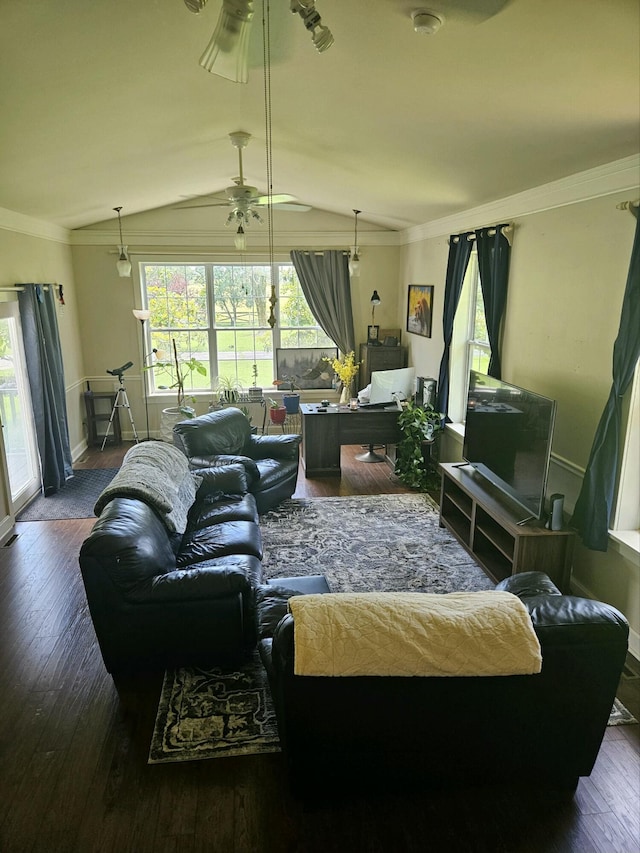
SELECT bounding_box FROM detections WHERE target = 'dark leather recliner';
[80,464,263,674]
[255,572,629,793]
[173,407,301,514]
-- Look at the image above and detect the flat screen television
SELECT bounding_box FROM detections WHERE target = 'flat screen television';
[463,370,556,521]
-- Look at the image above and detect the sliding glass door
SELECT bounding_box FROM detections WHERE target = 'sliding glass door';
[0,302,40,515]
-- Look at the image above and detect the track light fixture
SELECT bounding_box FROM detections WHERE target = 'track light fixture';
[349,209,361,277]
[113,206,132,278]
[290,1,334,53]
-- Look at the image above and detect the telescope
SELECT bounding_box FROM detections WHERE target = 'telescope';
[106,361,133,379]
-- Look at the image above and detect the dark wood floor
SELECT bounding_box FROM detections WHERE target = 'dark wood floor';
[1,442,638,853]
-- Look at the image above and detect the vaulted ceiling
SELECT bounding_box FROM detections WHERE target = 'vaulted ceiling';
[1,0,638,232]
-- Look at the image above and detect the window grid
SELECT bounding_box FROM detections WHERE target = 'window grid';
[140,262,333,393]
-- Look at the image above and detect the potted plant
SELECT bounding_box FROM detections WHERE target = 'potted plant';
[324,351,360,405]
[394,399,444,491]
[149,338,207,441]
[248,363,263,401]
[273,375,301,414]
[214,375,243,405]
[268,398,287,425]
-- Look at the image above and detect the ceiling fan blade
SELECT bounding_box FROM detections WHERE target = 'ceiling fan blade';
[271,202,312,212]
[173,201,230,210]
[253,193,298,205]
[199,0,255,83]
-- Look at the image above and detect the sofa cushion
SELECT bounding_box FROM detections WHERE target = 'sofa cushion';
[177,520,262,565]
[253,457,299,492]
[188,493,259,530]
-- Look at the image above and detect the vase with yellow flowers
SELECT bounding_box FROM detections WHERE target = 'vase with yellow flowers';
[324,351,360,405]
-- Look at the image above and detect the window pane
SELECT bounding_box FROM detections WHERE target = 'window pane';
[213,265,270,328]
[473,278,488,344]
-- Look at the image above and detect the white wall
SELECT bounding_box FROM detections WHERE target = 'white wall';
[399,172,640,658]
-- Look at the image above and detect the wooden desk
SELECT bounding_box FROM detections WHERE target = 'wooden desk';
[300,403,401,477]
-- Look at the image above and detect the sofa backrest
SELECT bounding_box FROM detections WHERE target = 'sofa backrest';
[173,407,251,458]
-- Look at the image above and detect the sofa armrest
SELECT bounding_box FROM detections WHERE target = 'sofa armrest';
[148,561,253,602]
[496,571,562,599]
[187,454,261,483]
[248,433,302,460]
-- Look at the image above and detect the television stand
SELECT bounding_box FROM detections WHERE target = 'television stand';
[438,463,574,592]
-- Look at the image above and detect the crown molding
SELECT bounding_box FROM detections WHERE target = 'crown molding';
[0,206,70,244]
[402,154,640,244]
[69,229,401,248]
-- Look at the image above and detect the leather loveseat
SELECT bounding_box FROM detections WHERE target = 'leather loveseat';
[173,407,301,514]
[80,446,264,675]
[255,571,629,793]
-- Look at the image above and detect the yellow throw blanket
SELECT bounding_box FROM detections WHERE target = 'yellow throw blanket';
[288,591,542,677]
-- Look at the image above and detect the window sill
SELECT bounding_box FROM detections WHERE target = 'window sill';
[609,529,640,563]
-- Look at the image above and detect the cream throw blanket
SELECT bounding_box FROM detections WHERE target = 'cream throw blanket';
[289,591,542,677]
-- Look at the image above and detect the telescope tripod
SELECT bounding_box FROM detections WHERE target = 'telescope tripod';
[101,376,139,451]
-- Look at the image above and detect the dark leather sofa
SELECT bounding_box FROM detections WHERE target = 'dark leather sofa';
[173,407,302,514]
[80,463,263,675]
[255,572,629,793]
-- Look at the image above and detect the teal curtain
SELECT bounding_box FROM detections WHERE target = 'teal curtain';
[475,225,511,379]
[436,232,473,414]
[570,206,640,551]
[18,284,72,495]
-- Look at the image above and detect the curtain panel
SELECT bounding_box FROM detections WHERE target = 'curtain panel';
[436,232,474,414]
[475,225,511,379]
[570,207,640,551]
[17,284,72,495]
[290,250,355,356]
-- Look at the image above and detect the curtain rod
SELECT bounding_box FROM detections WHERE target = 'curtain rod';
[617,199,639,213]
[448,224,514,247]
[0,283,62,292]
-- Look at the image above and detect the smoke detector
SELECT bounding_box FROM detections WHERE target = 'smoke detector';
[411,9,444,34]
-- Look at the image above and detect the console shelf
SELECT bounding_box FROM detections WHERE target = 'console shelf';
[438,463,574,592]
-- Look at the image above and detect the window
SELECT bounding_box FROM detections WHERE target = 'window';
[140,262,334,393]
[448,252,490,422]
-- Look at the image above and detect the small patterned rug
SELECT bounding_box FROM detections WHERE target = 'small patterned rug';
[149,494,635,764]
[16,468,120,521]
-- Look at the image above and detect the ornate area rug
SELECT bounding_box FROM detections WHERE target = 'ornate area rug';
[148,651,280,764]
[149,494,634,764]
[259,493,494,593]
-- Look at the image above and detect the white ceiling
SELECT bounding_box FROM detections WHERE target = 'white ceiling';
[1,0,638,232]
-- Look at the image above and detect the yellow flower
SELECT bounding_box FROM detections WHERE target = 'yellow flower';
[324,351,360,388]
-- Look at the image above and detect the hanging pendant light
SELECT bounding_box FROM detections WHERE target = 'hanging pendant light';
[113,207,132,278]
[349,209,361,277]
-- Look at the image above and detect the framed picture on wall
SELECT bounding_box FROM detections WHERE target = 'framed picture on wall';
[275,348,338,389]
[406,284,434,338]
[367,324,380,343]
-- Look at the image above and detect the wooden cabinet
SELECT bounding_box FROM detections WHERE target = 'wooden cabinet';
[359,343,407,389]
[83,391,121,447]
[438,462,574,592]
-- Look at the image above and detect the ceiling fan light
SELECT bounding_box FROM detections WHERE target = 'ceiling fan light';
[199,0,254,83]
[234,226,247,250]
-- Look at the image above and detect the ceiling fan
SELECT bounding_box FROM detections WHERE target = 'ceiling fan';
[184,0,334,83]
[175,131,311,248]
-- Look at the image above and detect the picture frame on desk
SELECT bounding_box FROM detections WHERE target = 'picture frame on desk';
[407,284,434,338]
[367,324,380,343]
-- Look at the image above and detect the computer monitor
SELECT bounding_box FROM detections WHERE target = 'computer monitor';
[369,367,415,406]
